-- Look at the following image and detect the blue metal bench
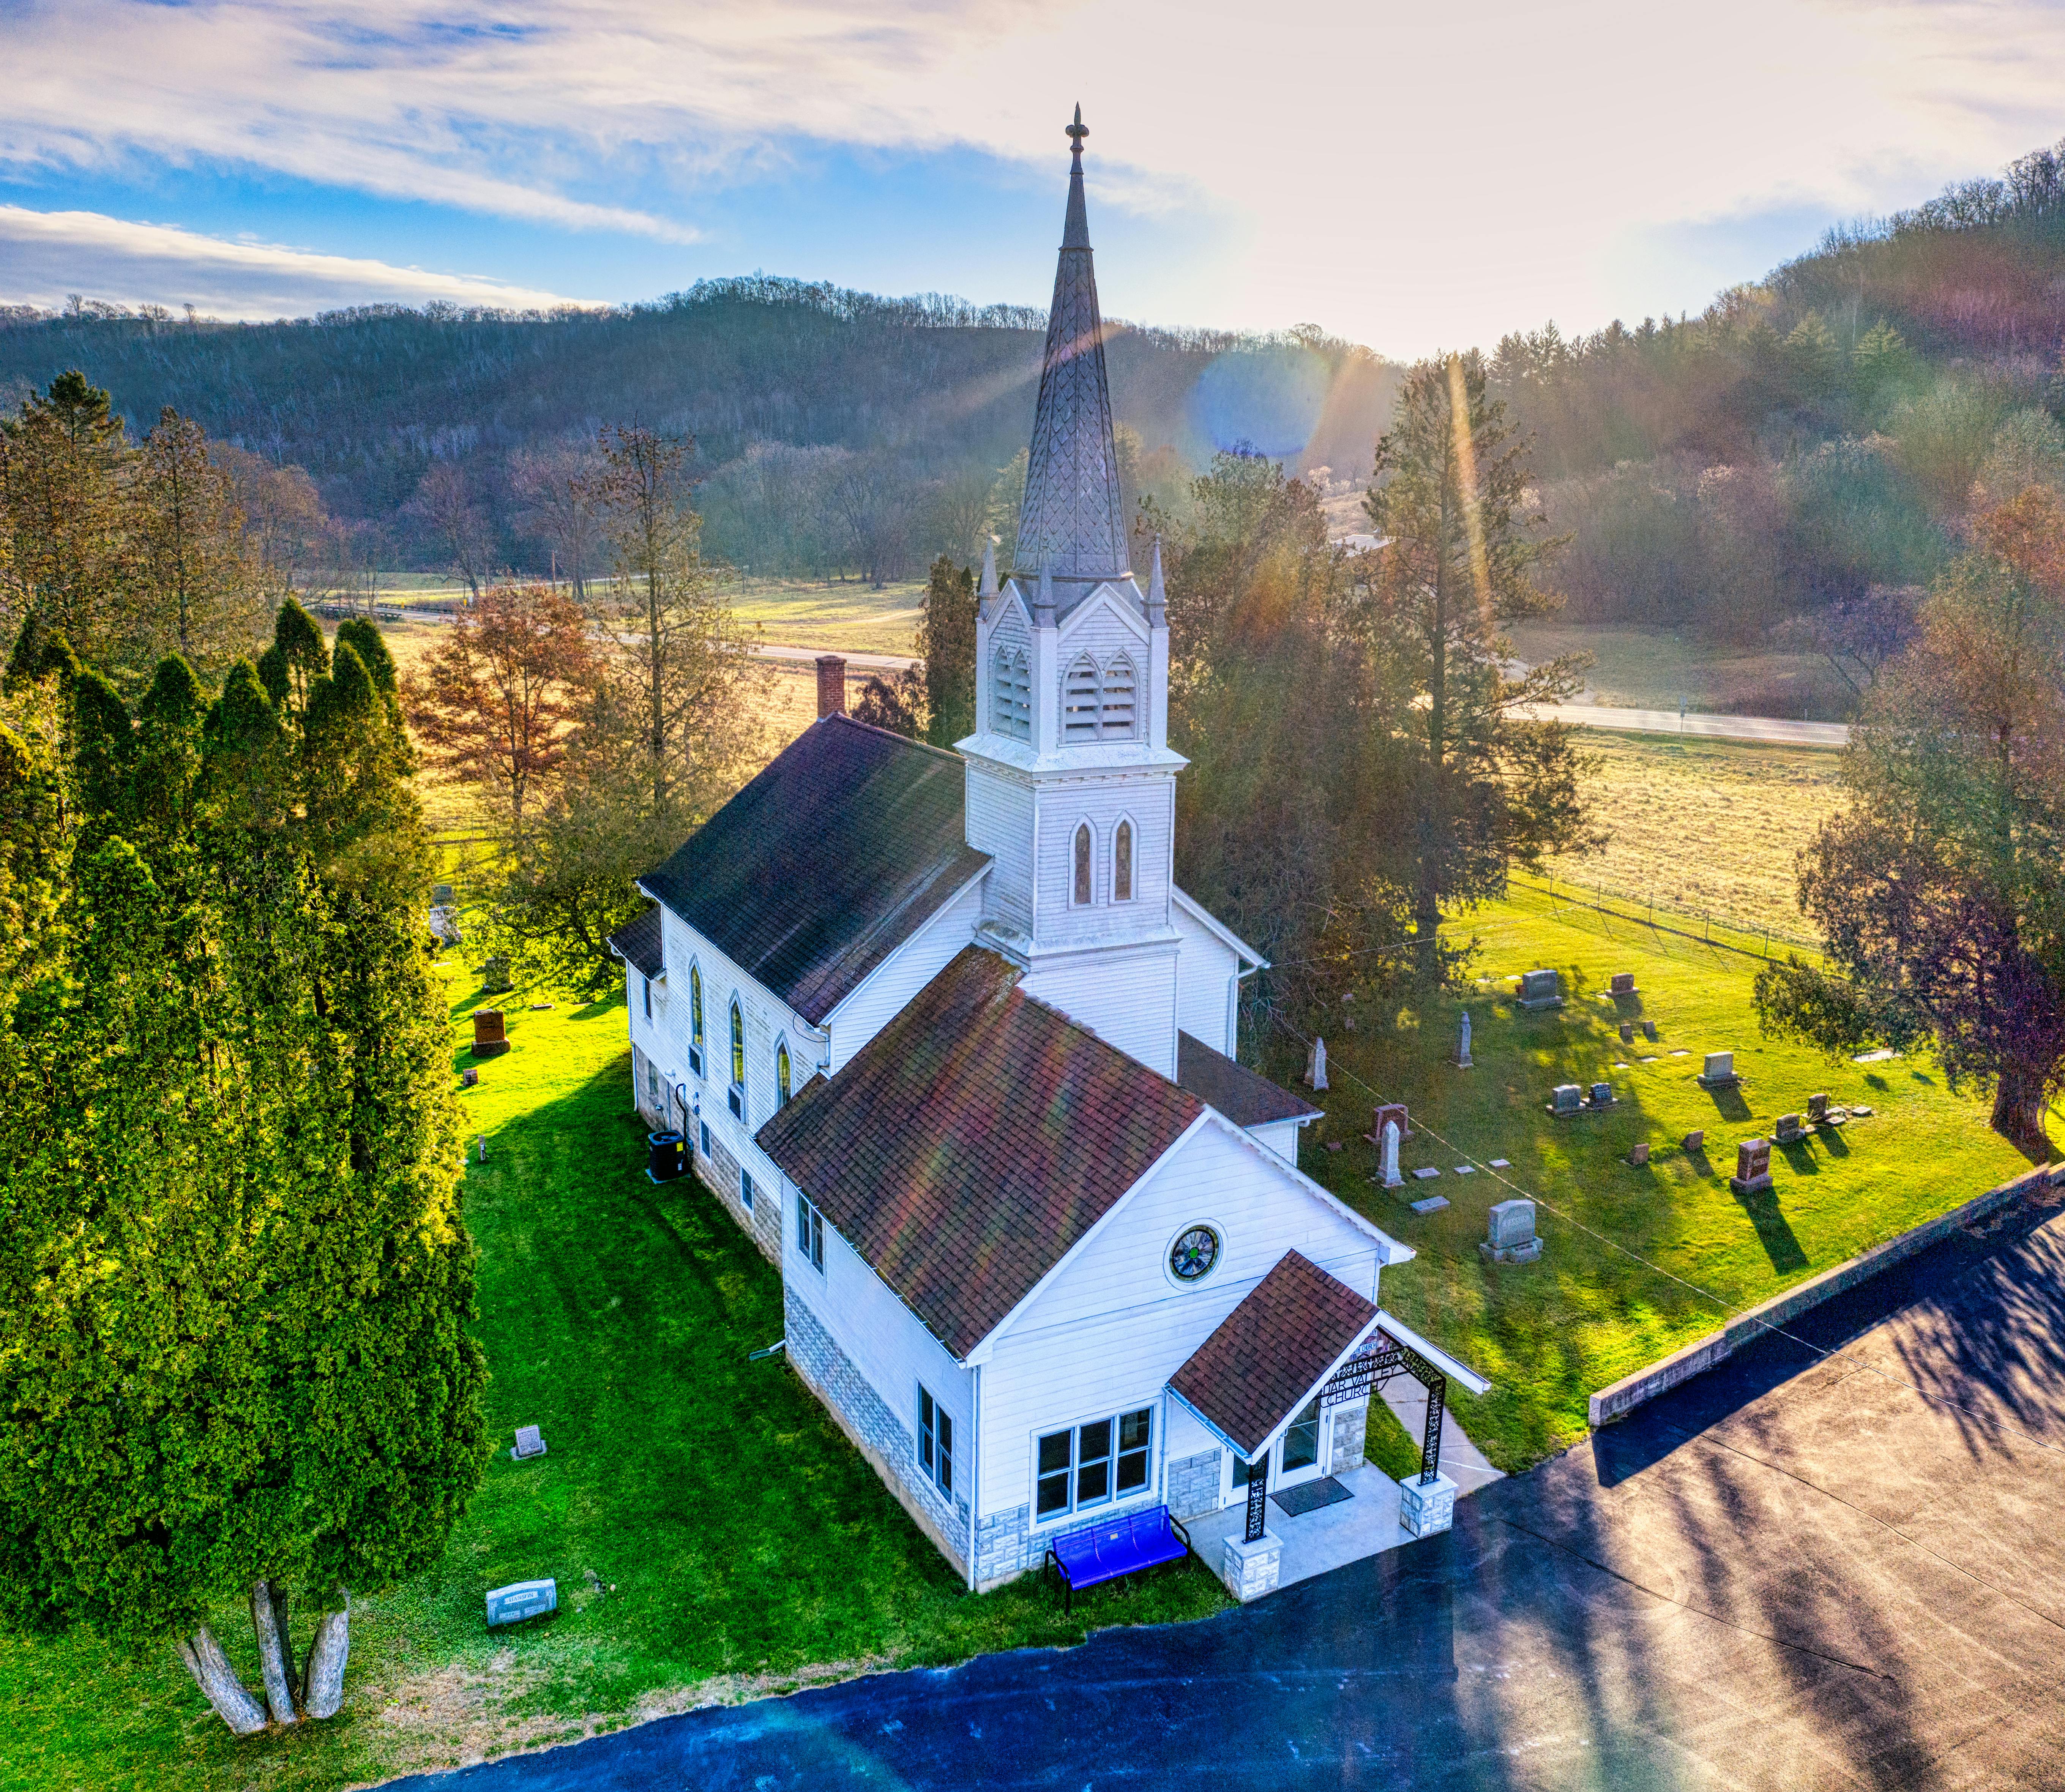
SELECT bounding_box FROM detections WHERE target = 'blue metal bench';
[1044,1505,1191,1613]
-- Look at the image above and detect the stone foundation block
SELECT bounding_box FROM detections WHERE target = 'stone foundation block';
[1219,1531,1283,1602]
[1398,1470,1458,1538]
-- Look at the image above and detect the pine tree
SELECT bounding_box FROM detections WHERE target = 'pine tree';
[917,555,976,749]
[0,609,486,1734]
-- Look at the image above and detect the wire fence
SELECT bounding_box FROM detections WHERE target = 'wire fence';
[1513,870,1829,967]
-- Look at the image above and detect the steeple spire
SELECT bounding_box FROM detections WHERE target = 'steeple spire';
[1012,104,1128,587]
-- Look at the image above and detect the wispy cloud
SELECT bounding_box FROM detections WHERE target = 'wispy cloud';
[0,207,585,317]
[4,0,2065,350]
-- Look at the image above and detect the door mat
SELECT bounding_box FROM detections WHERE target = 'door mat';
[1271,1476,1353,1518]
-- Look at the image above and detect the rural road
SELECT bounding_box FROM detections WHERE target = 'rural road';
[1517,703,1850,748]
[387,1171,2065,1791]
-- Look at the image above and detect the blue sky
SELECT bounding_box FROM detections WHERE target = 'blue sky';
[6,0,2065,358]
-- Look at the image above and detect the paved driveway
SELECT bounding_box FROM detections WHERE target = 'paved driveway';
[392,1187,2065,1791]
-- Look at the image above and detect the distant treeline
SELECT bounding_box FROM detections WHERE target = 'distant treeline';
[0,277,1402,585]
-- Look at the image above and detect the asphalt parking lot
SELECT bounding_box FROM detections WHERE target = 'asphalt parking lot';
[393,1179,2065,1792]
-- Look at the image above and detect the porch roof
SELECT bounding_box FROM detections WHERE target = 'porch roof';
[1167,1250,1382,1462]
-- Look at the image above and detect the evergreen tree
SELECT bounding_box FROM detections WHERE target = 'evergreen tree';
[0,609,487,1734]
[1363,351,1596,978]
[917,554,977,749]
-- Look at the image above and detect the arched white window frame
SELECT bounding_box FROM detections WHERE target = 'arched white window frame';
[728,996,746,1118]
[688,961,705,1076]
[992,644,1031,740]
[1111,813,1138,903]
[1071,820,1096,907]
[1099,653,1138,740]
[775,1036,793,1108]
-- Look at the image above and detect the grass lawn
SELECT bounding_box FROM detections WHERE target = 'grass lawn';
[727,577,926,657]
[1508,620,1855,720]
[1542,730,1846,942]
[1273,881,2052,1471]
[0,959,1228,1792]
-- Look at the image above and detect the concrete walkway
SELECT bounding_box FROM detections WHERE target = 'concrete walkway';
[1184,1462,1412,1592]
[1379,1380,1503,1496]
[1517,701,1849,747]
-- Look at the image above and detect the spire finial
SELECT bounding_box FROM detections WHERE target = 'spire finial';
[978,539,997,600]
[1067,104,1087,156]
[1147,534,1166,615]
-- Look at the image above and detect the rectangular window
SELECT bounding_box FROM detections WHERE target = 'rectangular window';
[642,974,652,1020]
[740,1168,755,1211]
[698,1119,711,1157]
[1035,1406,1154,1522]
[795,1192,823,1274]
[729,1085,743,1120]
[918,1386,953,1496]
[1282,1398,1321,1473]
[646,1061,660,1106]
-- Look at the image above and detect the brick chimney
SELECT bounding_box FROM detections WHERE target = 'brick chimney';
[816,654,847,718]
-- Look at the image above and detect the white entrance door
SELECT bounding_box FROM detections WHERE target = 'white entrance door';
[1274,1397,1327,1489]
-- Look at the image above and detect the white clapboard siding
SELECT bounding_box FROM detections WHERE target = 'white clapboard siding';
[822,873,987,1074]
[1032,774,1173,949]
[1019,943,1180,1078]
[973,1118,1383,1517]
[1171,899,1240,1055]
[783,1185,973,1490]
[965,765,1035,933]
[1248,1118,1303,1166]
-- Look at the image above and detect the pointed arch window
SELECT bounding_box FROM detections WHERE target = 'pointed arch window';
[1063,655,1102,740]
[728,998,746,1118]
[1073,822,1094,906]
[992,645,1030,740]
[689,963,705,1076]
[1113,818,1134,902]
[1099,654,1137,739]
[775,1038,792,1108]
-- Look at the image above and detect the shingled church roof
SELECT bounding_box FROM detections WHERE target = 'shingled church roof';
[636,715,990,1024]
[756,946,1204,1358]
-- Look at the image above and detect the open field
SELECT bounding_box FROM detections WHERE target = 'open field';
[1542,729,1846,941]
[1510,620,1856,721]
[1277,883,2052,1471]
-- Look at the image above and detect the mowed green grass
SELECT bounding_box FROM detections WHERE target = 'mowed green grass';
[0,960,1226,1792]
[1277,883,2051,1470]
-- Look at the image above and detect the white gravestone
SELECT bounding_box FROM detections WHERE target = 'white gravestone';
[1456,1010,1473,1069]
[1306,1035,1328,1091]
[1381,1118,1403,1188]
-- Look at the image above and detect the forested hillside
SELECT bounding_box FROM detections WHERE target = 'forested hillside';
[0,279,1399,585]
[9,135,2065,678]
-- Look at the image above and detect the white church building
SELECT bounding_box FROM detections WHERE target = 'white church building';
[609,111,1485,1598]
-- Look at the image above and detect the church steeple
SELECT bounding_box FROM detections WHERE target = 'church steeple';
[1012,105,1129,587]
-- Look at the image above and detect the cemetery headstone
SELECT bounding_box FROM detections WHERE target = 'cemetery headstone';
[483,955,513,994]
[1489,1157,1511,1168]
[1806,1092,1830,1122]
[1610,971,1637,996]
[1731,1137,1774,1195]
[1410,1194,1449,1215]
[1550,1083,1583,1116]
[1306,1035,1329,1090]
[1372,1101,1410,1142]
[1627,1142,1651,1167]
[1642,1020,1659,1041]
[1480,1198,1543,1264]
[1682,1129,1705,1151]
[485,1579,558,1628]
[1412,1166,1442,1180]
[471,1009,510,1059]
[1775,1112,1807,1145]
[460,1066,479,1088]
[1589,1082,1614,1107]
[1380,1119,1403,1188]
[1699,1050,1740,1087]
[1518,968,1565,1010]
[511,1425,547,1460]
[432,883,456,906]
[1619,1021,1634,1044]
[1456,1010,1473,1069]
